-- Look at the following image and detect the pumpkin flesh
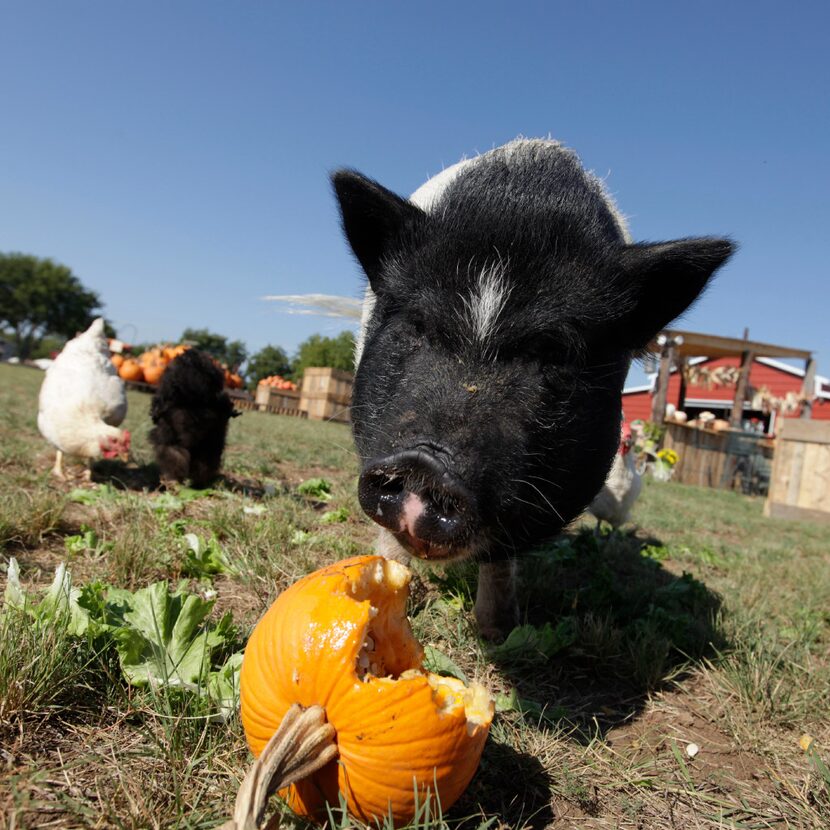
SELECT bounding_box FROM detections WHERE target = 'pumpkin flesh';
[240,555,493,826]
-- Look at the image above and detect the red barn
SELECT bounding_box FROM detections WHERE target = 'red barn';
[623,332,829,435]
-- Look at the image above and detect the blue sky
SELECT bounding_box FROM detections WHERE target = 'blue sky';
[1,1,828,387]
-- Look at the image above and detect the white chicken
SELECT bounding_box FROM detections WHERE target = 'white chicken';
[588,422,642,531]
[37,318,131,478]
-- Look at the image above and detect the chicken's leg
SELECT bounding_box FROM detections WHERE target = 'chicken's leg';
[52,450,65,479]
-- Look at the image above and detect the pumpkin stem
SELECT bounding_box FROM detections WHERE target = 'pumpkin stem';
[221,704,337,830]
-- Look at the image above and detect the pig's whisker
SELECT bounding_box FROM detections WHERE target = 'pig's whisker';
[522,474,564,492]
[509,478,564,523]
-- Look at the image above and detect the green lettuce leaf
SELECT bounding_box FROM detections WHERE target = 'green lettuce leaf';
[3,557,90,637]
[181,533,230,577]
[207,651,244,721]
[3,557,25,610]
[320,507,349,524]
[37,562,91,636]
[296,478,332,502]
[489,618,577,664]
[422,645,468,683]
[111,582,233,687]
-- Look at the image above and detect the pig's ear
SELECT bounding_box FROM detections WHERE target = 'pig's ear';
[611,237,734,349]
[332,170,425,288]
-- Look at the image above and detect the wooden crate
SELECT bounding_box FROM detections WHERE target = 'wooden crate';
[663,423,730,488]
[300,367,353,402]
[300,394,351,423]
[663,422,773,492]
[255,384,301,413]
[764,420,830,523]
[299,367,353,424]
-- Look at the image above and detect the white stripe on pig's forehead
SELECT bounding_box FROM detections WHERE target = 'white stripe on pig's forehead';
[458,258,512,345]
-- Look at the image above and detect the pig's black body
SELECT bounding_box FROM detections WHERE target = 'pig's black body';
[333,139,733,637]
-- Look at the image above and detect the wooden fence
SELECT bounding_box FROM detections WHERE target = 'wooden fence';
[764,419,830,523]
[229,389,307,418]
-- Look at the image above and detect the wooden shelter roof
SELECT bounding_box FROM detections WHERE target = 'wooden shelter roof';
[652,330,812,361]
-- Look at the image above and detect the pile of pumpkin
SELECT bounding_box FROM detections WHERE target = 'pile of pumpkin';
[257,374,298,391]
[112,345,244,389]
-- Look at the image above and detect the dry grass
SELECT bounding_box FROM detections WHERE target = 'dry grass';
[1,362,829,829]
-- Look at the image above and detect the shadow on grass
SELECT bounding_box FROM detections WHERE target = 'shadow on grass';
[90,462,286,500]
[453,739,555,829]
[91,459,161,491]
[439,527,725,740]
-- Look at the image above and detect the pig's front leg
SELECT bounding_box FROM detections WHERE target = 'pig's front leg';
[377,528,519,641]
[474,559,519,642]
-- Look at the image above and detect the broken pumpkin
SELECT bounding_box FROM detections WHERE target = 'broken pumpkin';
[239,555,494,826]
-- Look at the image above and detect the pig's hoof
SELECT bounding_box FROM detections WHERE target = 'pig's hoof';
[474,602,519,643]
[477,623,509,643]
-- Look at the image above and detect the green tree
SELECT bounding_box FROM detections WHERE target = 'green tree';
[225,340,248,374]
[246,345,292,389]
[30,334,69,360]
[0,253,103,359]
[180,328,249,373]
[290,331,355,380]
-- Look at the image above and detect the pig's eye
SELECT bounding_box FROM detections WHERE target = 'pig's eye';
[407,314,426,337]
[505,336,561,364]
[530,340,565,364]
[503,334,580,367]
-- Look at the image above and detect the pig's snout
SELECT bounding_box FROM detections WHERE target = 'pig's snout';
[358,446,477,560]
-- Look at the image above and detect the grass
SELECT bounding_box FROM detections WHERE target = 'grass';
[1,361,829,829]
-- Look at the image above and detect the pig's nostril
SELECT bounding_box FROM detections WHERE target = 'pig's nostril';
[370,472,404,498]
[376,474,404,496]
[360,472,406,520]
[429,489,461,518]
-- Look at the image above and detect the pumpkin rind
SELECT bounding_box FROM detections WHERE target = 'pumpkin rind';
[239,555,493,826]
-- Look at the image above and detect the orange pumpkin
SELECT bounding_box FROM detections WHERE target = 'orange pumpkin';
[163,344,189,362]
[138,347,167,368]
[110,353,125,369]
[259,374,296,390]
[240,555,494,827]
[118,358,144,382]
[142,360,166,385]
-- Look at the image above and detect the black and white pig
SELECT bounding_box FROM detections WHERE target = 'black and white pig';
[332,138,733,639]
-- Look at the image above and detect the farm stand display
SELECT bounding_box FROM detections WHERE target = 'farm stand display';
[622,330,828,433]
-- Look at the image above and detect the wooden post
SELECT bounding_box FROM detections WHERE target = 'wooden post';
[801,357,816,419]
[651,341,675,424]
[677,357,688,413]
[729,349,754,428]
